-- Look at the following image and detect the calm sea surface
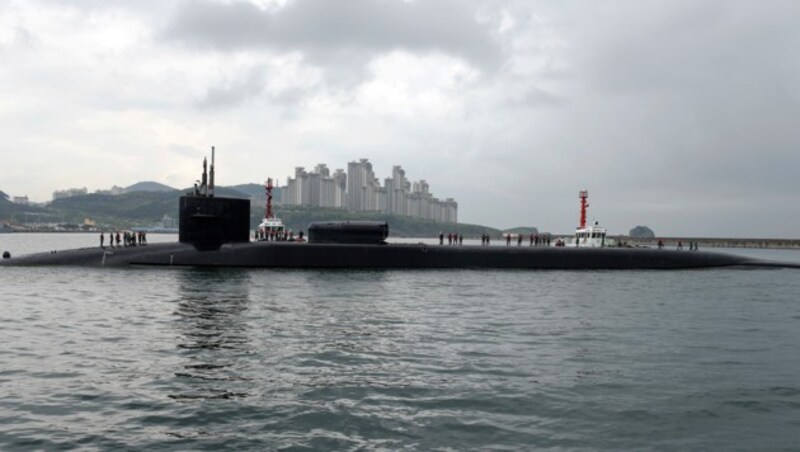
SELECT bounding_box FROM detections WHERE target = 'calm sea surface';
[2,233,800,450]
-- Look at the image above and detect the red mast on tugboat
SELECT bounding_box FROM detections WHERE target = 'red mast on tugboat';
[579,189,589,229]
[258,177,285,240]
[265,178,274,220]
[567,188,607,247]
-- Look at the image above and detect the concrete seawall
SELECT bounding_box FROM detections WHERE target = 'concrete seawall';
[616,236,800,250]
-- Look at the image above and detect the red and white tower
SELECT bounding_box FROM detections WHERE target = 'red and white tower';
[579,189,589,229]
[265,178,274,220]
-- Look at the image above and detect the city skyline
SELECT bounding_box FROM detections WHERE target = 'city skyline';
[14,157,459,224]
[278,159,457,223]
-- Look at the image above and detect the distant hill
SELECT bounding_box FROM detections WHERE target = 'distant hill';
[228,183,283,206]
[209,186,250,199]
[0,196,49,222]
[46,191,498,236]
[50,191,179,226]
[629,225,656,238]
[228,183,265,199]
[125,181,177,193]
[3,187,499,236]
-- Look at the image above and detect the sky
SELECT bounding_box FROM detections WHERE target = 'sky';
[1,0,799,237]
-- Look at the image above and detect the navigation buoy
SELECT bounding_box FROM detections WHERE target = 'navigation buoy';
[2,251,10,259]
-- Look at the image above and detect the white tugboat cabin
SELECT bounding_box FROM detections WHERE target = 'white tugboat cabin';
[563,189,611,247]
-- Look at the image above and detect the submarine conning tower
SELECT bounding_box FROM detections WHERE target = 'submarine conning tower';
[179,147,250,250]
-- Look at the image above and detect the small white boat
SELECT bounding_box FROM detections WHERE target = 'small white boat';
[560,189,613,247]
[257,178,286,239]
[258,216,285,236]
[565,220,610,247]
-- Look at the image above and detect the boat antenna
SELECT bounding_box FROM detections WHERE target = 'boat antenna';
[201,157,208,196]
[209,146,215,197]
[265,178,274,219]
[579,189,589,229]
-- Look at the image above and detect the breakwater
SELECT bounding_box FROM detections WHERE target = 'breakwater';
[617,236,800,250]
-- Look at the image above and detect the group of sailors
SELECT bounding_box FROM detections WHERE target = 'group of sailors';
[505,233,552,247]
[439,232,463,246]
[255,229,304,242]
[100,231,147,248]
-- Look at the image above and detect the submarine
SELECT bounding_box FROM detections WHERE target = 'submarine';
[2,151,798,270]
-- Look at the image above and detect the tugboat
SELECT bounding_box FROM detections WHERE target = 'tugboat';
[257,178,286,239]
[564,189,611,247]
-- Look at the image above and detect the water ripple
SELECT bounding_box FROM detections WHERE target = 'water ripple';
[1,259,800,449]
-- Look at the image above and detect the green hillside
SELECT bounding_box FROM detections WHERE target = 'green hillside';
[3,186,503,237]
[228,183,267,199]
[50,191,179,226]
[0,191,50,224]
[125,181,176,193]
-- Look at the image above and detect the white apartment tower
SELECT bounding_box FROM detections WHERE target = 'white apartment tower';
[282,158,457,222]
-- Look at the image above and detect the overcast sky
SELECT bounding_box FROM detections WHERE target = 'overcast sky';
[2,0,799,237]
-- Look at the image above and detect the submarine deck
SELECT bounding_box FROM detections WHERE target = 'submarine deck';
[2,241,798,270]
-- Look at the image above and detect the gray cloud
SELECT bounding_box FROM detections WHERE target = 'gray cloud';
[163,0,502,70]
[35,0,171,13]
[504,0,800,235]
[5,0,800,237]
[197,67,268,108]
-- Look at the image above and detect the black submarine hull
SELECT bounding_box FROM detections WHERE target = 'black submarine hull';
[2,241,796,269]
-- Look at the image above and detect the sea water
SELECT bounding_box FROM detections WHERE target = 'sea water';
[1,233,800,450]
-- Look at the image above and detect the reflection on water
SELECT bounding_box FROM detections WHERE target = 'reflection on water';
[170,269,254,400]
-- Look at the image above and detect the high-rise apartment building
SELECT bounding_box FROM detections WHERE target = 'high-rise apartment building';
[280,158,457,223]
[52,187,88,201]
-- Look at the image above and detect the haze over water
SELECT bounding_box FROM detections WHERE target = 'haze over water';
[2,234,800,449]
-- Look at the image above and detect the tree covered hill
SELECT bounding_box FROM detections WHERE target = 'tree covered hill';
[2,186,497,236]
[47,186,251,226]
[125,181,176,193]
[228,183,268,199]
[50,191,179,225]
[0,190,49,223]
